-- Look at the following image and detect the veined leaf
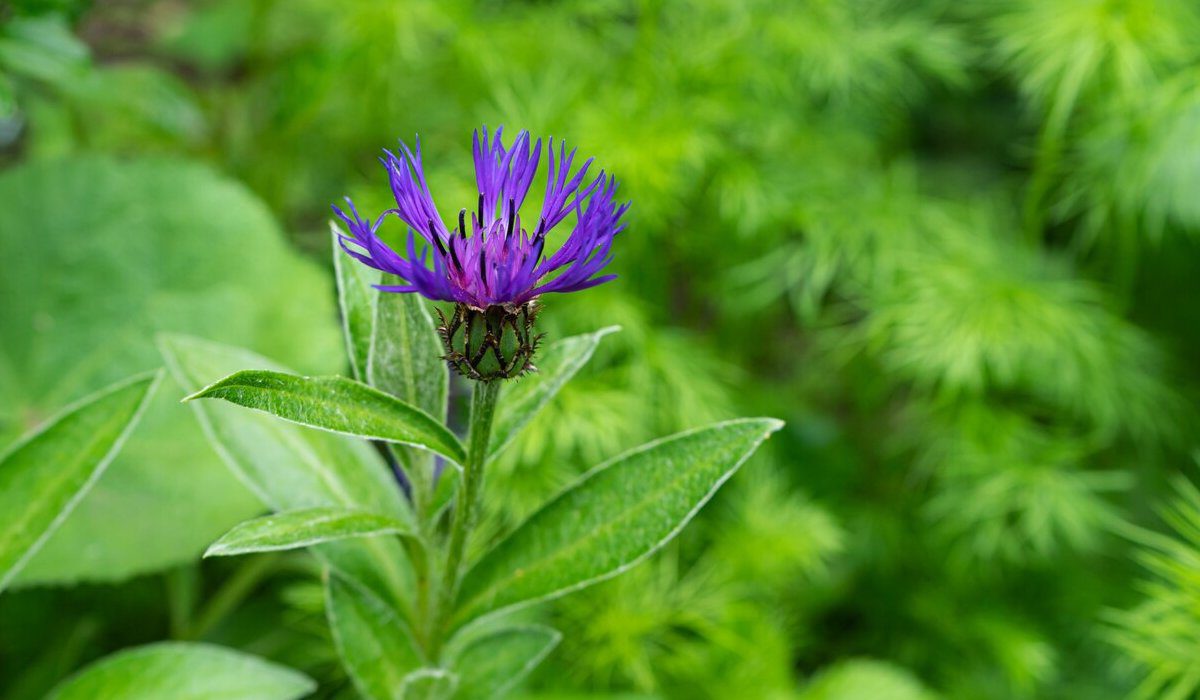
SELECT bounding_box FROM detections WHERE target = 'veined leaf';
[160,335,405,516]
[332,226,447,420]
[366,267,448,510]
[333,223,380,382]
[432,466,459,519]
[45,641,314,700]
[1,156,340,585]
[402,669,458,700]
[205,507,412,558]
[0,372,160,592]
[369,274,448,421]
[333,227,447,503]
[185,370,465,464]
[489,326,619,458]
[450,625,561,700]
[455,418,783,623]
[161,335,414,611]
[326,572,424,700]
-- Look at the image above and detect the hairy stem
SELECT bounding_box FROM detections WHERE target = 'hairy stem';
[430,379,500,656]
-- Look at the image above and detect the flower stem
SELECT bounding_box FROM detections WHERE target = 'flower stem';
[430,379,499,657]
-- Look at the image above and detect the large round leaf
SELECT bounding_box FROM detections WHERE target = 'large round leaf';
[0,155,342,584]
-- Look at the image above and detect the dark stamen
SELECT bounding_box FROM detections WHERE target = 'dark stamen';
[429,219,448,257]
[448,238,462,271]
[530,236,545,265]
[478,194,487,242]
[478,249,488,285]
[536,218,547,237]
[506,198,516,239]
[458,208,467,237]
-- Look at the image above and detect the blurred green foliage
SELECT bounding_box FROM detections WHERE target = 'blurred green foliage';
[0,157,341,585]
[2,0,1200,698]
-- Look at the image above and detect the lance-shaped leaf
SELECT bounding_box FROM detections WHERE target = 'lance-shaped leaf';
[160,336,405,516]
[0,371,160,592]
[449,625,561,700]
[368,269,448,509]
[333,223,380,382]
[333,227,447,420]
[185,370,465,465]
[327,572,424,700]
[401,669,458,700]
[489,327,619,458]
[161,335,414,611]
[455,418,783,623]
[205,507,412,558]
[1,156,340,586]
[369,274,448,420]
[45,641,314,700]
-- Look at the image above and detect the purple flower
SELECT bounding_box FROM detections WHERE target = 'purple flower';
[334,127,630,309]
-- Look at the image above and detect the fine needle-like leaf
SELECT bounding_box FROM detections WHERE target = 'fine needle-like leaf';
[489,326,620,458]
[454,418,783,624]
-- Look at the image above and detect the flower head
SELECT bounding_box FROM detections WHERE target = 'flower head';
[334,127,629,310]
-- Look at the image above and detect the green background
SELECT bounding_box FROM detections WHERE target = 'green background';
[2,0,1200,698]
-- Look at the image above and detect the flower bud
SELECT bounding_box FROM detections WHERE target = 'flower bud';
[437,301,542,381]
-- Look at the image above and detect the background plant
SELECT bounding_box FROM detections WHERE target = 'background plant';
[2,0,1200,698]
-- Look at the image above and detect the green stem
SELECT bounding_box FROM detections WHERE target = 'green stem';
[430,379,500,656]
[186,553,280,640]
[165,565,199,639]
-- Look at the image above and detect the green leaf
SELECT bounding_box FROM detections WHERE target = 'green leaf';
[431,467,459,520]
[0,372,159,592]
[799,659,938,700]
[186,370,466,465]
[0,72,16,119]
[402,669,458,700]
[205,506,412,558]
[336,229,448,506]
[332,224,447,420]
[333,223,379,383]
[0,15,89,87]
[45,641,314,700]
[326,572,424,700]
[369,274,448,421]
[490,327,619,458]
[161,335,414,611]
[0,156,341,585]
[455,418,783,623]
[160,335,405,516]
[73,64,208,152]
[450,625,561,700]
